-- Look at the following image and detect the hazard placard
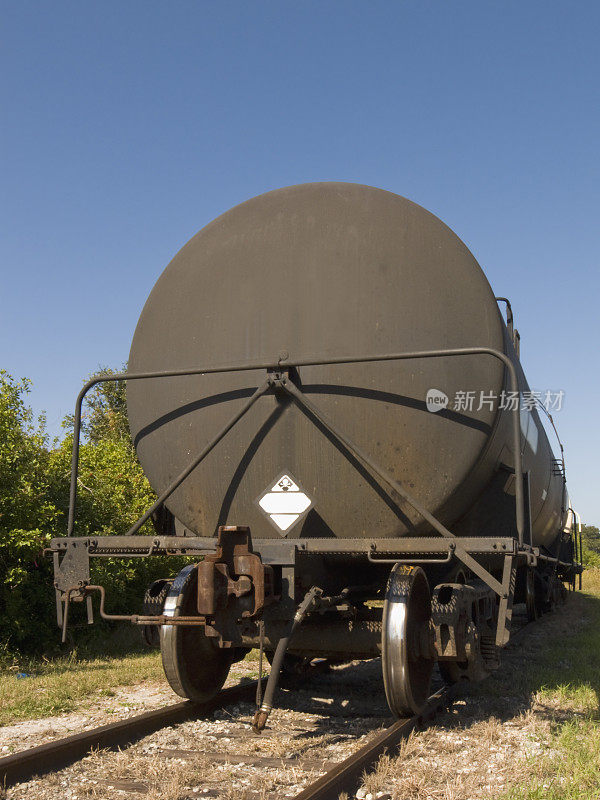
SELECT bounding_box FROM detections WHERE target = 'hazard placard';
[256,472,313,534]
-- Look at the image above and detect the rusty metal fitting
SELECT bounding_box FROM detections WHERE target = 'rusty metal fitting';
[251,707,271,734]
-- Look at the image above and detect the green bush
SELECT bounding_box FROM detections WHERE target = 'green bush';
[0,369,182,655]
[581,524,600,568]
[0,372,59,652]
[582,546,600,569]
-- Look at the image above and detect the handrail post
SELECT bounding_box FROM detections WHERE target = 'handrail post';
[67,377,106,536]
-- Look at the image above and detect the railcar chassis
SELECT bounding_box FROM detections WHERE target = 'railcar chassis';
[47,348,583,726]
[49,526,579,728]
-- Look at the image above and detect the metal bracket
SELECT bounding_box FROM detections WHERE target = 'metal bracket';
[53,540,90,594]
[495,555,516,646]
[52,540,95,641]
[453,547,505,597]
[197,525,276,620]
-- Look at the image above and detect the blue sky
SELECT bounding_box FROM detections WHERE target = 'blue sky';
[2,1,599,523]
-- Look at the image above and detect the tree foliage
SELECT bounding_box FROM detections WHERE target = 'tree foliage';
[581,524,600,567]
[80,366,131,445]
[0,372,59,652]
[0,369,171,654]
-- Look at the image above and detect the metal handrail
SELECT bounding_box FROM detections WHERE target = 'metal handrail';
[495,296,514,339]
[367,543,456,565]
[66,346,525,544]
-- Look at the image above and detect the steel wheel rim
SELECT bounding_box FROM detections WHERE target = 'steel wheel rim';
[382,565,434,717]
[525,568,539,622]
[160,564,232,702]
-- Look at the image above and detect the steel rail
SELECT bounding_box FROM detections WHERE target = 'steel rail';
[294,613,537,800]
[292,687,452,800]
[0,679,264,789]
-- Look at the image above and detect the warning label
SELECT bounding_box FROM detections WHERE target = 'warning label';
[256,473,313,534]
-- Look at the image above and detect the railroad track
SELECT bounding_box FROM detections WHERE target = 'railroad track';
[296,616,533,800]
[0,613,535,799]
[0,679,264,789]
[0,682,450,800]
[293,686,453,800]
[0,675,455,799]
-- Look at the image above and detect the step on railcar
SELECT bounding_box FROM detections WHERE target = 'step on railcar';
[49,184,582,730]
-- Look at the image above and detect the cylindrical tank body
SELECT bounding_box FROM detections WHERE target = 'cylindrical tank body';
[127,183,565,552]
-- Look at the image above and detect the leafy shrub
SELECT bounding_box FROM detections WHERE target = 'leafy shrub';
[0,372,59,651]
[1,369,183,655]
[579,524,600,569]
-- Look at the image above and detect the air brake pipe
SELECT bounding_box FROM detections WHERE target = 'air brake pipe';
[252,586,323,734]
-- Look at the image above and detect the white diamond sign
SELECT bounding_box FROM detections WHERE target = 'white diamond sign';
[257,473,313,535]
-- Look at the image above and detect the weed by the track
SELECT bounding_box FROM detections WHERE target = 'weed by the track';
[0,634,262,727]
[498,568,600,800]
[360,569,600,800]
[0,649,165,725]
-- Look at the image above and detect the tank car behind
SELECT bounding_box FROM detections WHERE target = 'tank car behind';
[50,183,582,725]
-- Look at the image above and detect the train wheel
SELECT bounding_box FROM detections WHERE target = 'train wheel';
[525,568,540,622]
[549,576,567,608]
[382,565,434,717]
[160,564,232,702]
[142,578,172,648]
[558,581,568,605]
